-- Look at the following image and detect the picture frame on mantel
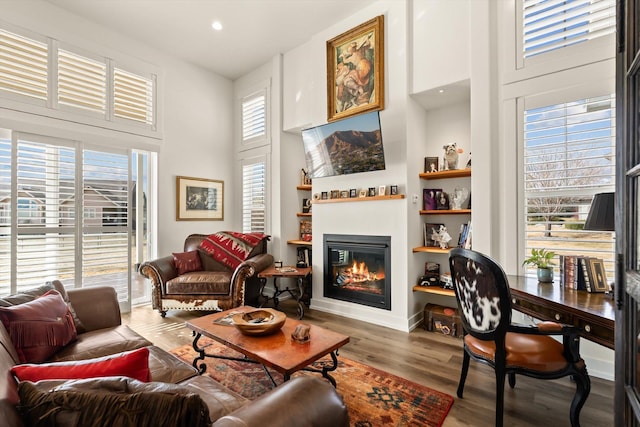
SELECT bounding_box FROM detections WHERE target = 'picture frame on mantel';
[326,15,385,122]
[176,176,224,221]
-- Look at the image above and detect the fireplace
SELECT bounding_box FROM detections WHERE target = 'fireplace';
[323,234,391,310]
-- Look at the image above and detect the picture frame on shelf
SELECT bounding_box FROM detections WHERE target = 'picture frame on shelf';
[368,187,376,197]
[390,185,398,195]
[321,191,329,200]
[326,15,384,122]
[340,190,349,198]
[330,190,340,199]
[349,188,358,198]
[424,156,439,173]
[378,185,386,196]
[423,188,441,210]
[176,176,224,221]
[435,191,450,210]
[299,220,312,242]
[423,223,445,247]
[359,189,367,197]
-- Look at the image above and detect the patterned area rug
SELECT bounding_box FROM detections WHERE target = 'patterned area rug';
[170,339,454,427]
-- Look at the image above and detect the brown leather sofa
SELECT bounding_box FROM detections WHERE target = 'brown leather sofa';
[139,233,274,317]
[0,282,349,426]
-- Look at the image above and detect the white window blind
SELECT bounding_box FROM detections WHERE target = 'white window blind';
[523,94,615,276]
[58,49,106,114]
[0,29,48,101]
[523,0,616,58]
[241,91,266,142]
[242,160,266,233]
[114,68,154,125]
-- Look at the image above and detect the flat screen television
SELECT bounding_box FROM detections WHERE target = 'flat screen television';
[301,110,385,179]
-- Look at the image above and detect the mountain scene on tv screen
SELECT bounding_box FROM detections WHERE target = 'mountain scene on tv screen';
[323,130,385,174]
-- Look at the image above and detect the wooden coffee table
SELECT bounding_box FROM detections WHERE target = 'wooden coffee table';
[185,306,350,387]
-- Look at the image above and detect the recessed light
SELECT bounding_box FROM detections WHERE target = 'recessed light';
[211,21,223,31]
[439,89,445,93]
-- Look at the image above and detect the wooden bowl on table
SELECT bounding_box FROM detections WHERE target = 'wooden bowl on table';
[232,308,286,336]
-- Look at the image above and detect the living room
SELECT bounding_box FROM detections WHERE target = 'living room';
[0,0,620,425]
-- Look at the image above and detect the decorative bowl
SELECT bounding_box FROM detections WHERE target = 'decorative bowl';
[232,308,286,336]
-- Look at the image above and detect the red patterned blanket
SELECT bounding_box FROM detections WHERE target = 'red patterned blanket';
[199,232,268,270]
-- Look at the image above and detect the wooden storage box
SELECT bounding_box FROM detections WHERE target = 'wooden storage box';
[423,303,463,338]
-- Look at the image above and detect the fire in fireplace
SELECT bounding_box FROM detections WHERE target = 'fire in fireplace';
[323,234,391,310]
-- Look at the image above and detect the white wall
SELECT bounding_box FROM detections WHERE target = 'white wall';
[2,0,236,257]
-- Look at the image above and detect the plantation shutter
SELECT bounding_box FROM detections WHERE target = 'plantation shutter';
[523,0,616,58]
[241,91,266,142]
[14,137,77,291]
[0,29,48,101]
[242,159,266,233]
[523,94,615,275]
[58,49,106,114]
[0,135,11,295]
[113,67,154,125]
[82,149,130,301]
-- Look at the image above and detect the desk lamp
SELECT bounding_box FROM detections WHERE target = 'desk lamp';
[583,192,615,295]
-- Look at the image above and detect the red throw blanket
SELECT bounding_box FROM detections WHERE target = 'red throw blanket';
[199,232,268,270]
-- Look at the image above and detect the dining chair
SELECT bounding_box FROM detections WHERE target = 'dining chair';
[448,248,590,427]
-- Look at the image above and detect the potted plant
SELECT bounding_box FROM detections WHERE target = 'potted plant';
[522,248,556,283]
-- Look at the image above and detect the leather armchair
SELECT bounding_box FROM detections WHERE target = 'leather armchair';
[139,233,273,317]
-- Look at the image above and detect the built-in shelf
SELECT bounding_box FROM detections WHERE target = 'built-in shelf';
[297,184,312,191]
[419,169,471,180]
[287,239,312,246]
[313,194,405,204]
[412,246,452,254]
[412,285,455,297]
[420,209,471,215]
[296,212,312,217]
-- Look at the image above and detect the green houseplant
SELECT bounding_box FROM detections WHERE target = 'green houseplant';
[522,248,556,283]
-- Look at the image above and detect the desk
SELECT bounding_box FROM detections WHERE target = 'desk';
[507,275,615,349]
[257,266,312,319]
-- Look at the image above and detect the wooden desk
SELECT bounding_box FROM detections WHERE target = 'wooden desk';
[507,275,615,349]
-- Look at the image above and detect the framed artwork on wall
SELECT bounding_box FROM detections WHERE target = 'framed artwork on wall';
[326,15,384,122]
[176,176,224,221]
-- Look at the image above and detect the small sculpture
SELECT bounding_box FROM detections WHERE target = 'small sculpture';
[450,187,470,210]
[442,143,460,170]
[291,324,311,342]
[431,225,452,249]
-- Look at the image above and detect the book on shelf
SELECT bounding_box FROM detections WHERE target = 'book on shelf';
[563,255,577,290]
[457,221,472,249]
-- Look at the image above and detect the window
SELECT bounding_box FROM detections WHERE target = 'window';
[0,131,154,309]
[241,157,266,233]
[241,90,266,143]
[523,94,615,276]
[0,26,158,134]
[522,0,616,59]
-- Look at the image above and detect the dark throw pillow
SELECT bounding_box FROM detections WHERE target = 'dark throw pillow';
[18,377,211,427]
[11,347,151,382]
[172,250,203,275]
[0,290,77,363]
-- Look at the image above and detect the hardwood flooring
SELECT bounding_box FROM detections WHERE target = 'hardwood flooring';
[122,300,614,427]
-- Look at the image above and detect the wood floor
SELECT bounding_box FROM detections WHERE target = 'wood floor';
[122,299,614,427]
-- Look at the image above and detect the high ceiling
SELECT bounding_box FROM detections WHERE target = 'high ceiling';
[45,0,373,80]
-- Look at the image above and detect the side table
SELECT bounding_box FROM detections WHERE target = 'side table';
[257,265,312,319]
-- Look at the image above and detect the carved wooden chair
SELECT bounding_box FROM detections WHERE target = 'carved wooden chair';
[448,248,590,427]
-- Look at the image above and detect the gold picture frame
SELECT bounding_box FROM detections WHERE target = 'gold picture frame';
[176,176,224,221]
[326,15,384,122]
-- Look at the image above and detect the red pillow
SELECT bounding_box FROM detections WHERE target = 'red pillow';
[172,250,202,274]
[11,347,151,382]
[0,290,77,363]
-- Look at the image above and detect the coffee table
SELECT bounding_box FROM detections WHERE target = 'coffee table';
[185,306,350,387]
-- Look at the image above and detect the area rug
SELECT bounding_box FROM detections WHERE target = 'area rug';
[170,339,454,427]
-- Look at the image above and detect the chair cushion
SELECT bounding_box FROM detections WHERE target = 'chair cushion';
[0,290,77,363]
[464,332,570,372]
[17,377,210,427]
[172,250,203,275]
[11,347,150,382]
[166,271,232,295]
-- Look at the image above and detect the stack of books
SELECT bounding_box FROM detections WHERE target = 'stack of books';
[558,255,609,292]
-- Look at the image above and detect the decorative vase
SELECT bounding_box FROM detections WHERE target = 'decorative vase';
[537,267,553,283]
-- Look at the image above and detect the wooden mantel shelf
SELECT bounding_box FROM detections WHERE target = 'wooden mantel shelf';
[419,169,471,180]
[314,194,405,204]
